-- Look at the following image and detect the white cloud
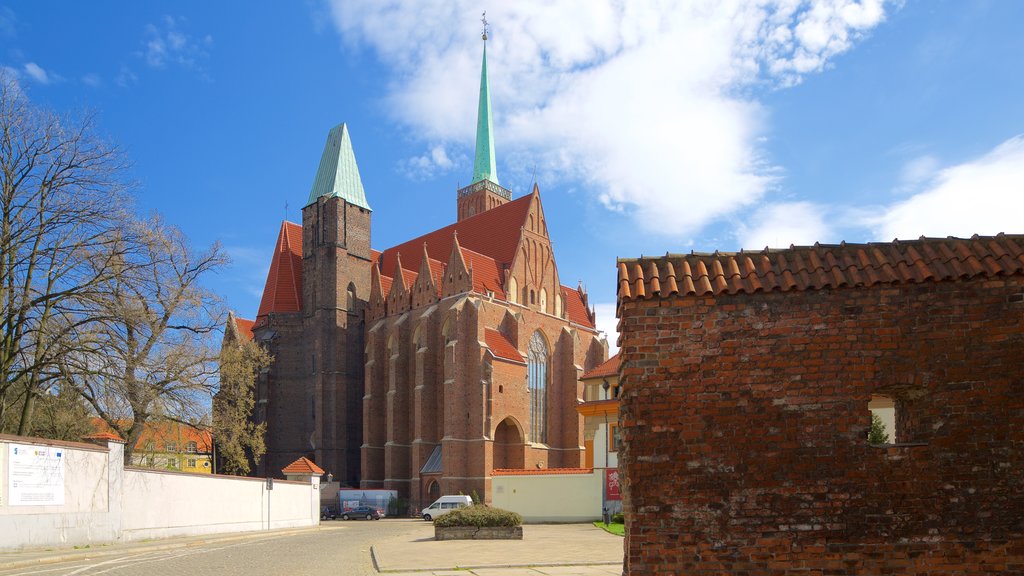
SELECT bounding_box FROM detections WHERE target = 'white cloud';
[82,73,102,87]
[867,135,1024,240]
[139,16,212,74]
[23,62,50,84]
[324,1,893,236]
[735,201,832,249]
[592,302,619,355]
[399,144,464,181]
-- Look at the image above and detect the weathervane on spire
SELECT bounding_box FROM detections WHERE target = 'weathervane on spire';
[481,11,489,41]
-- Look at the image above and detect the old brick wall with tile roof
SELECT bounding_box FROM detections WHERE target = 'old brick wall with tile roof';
[617,234,1024,575]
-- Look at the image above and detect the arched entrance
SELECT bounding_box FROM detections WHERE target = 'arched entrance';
[493,417,525,470]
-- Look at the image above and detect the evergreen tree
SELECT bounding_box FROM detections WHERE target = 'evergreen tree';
[868,412,889,444]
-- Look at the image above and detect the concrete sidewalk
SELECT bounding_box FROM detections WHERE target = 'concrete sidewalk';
[0,526,322,573]
[371,523,623,574]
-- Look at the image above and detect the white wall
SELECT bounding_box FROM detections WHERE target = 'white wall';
[0,435,319,551]
[0,436,122,549]
[491,471,602,522]
[121,469,317,541]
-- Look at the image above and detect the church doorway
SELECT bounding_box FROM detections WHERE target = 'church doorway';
[493,417,525,470]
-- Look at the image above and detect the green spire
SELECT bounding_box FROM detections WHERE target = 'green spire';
[306,123,371,210]
[472,39,498,186]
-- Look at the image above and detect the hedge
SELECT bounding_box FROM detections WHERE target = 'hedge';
[433,505,522,528]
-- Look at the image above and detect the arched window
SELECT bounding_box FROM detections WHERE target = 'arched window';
[508,277,518,304]
[530,290,535,304]
[527,331,549,443]
[554,294,562,318]
[346,283,356,312]
[539,288,547,313]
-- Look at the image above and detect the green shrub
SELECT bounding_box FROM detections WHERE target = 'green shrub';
[433,505,522,528]
[610,512,624,524]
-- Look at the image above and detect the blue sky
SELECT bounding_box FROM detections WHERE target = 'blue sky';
[4,1,1023,349]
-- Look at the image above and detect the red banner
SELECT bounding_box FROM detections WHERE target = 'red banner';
[605,468,621,501]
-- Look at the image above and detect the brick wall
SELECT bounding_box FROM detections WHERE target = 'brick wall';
[619,277,1024,575]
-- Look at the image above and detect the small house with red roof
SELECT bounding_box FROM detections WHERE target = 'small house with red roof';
[226,32,607,509]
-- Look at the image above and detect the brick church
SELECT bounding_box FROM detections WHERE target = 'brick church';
[228,33,607,507]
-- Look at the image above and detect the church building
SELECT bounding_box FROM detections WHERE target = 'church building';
[230,29,606,507]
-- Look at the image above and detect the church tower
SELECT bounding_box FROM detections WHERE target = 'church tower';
[456,21,512,222]
[301,123,372,486]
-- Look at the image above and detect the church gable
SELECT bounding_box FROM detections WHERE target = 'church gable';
[507,187,560,315]
[411,243,443,309]
[386,255,413,315]
[442,235,474,298]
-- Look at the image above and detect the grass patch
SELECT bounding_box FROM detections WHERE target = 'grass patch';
[594,521,625,536]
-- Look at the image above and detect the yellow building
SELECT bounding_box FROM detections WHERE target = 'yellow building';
[91,419,214,473]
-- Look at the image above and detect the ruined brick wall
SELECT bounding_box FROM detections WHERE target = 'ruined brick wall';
[619,277,1024,575]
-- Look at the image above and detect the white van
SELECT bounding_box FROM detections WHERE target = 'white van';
[421,495,473,521]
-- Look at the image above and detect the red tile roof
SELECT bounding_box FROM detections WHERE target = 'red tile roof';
[91,418,212,452]
[581,354,620,380]
[492,467,593,476]
[234,316,255,341]
[83,431,125,443]
[561,285,595,328]
[618,235,1024,302]
[484,328,524,363]
[378,194,533,276]
[282,456,325,475]
[257,221,303,319]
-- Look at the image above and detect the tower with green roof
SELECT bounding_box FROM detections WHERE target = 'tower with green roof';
[457,18,512,222]
[299,121,373,486]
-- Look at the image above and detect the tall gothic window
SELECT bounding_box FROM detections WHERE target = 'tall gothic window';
[527,331,549,443]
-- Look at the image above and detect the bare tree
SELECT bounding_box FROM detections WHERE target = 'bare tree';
[214,314,271,475]
[60,216,228,462]
[0,71,133,434]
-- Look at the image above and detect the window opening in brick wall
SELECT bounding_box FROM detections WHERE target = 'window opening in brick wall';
[347,282,356,312]
[527,331,549,444]
[868,394,896,444]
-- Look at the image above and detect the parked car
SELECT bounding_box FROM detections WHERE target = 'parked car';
[341,506,381,521]
[421,495,473,521]
[320,505,338,520]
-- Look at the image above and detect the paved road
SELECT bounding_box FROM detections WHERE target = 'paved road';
[2,520,413,576]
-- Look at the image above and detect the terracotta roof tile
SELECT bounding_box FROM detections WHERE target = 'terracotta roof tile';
[91,418,212,452]
[492,467,593,476]
[83,431,124,443]
[484,328,524,363]
[256,221,303,319]
[282,456,325,475]
[618,235,1024,303]
[377,193,533,281]
[581,354,620,380]
[234,317,255,341]
[561,285,595,328]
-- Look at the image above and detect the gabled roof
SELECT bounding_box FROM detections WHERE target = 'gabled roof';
[618,234,1024,302]
[234,316,255,341]
[561,285,595,328]
[257,221,303,319]
[282,456,325,475]
[91,418,212,453]
[484,328,524,364]
[306,123,371,210]
[378,193,533,275]
[581,354,620,380]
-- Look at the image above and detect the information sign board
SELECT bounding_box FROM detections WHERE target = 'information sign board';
[8,444,65,506]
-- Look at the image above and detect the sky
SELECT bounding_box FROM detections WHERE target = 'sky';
[3,1,1023,350]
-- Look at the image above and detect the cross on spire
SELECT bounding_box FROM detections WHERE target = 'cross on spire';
[481,11,489,41]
